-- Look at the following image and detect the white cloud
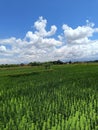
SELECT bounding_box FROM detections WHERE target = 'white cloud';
[34,16,57,37]
[62,22,98,44]
[0,45,6,52]
[0,17,98,64]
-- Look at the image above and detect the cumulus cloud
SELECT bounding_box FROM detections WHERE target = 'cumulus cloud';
[0,45,6,52]
[34,16,57,37]
[0,17,98,64]
[62,21,98,44]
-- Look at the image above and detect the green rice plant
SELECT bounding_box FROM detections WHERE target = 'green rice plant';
[0,64,98,130]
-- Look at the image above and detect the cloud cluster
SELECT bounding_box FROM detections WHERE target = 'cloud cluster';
[62,21,98,44]
[0,45,6,52]
[0,16,98,64]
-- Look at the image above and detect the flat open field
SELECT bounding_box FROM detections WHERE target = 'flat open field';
[0,64,98,130]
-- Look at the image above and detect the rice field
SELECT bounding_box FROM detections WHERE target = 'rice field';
[0,64,98,130]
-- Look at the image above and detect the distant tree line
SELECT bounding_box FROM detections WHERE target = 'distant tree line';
[0,59,98,68]
[28,60,64,66]
[0,64,20,68]
[0,60,64,68]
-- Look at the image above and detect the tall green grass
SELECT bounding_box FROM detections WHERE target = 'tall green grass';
[0,64,98,130]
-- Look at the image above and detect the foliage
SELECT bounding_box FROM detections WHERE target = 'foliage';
[0,64,98,130]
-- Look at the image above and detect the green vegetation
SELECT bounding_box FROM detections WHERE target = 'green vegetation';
[0,64,98,130]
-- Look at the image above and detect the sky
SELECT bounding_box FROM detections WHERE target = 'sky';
[0,0,98,64]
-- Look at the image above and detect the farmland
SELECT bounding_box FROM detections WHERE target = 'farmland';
[0,64,98,130]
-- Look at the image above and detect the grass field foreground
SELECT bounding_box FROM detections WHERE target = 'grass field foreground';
[0,64,98,130]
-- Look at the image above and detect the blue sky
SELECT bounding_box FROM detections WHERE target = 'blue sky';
[0,0,97,38]
[0,0,98,64]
